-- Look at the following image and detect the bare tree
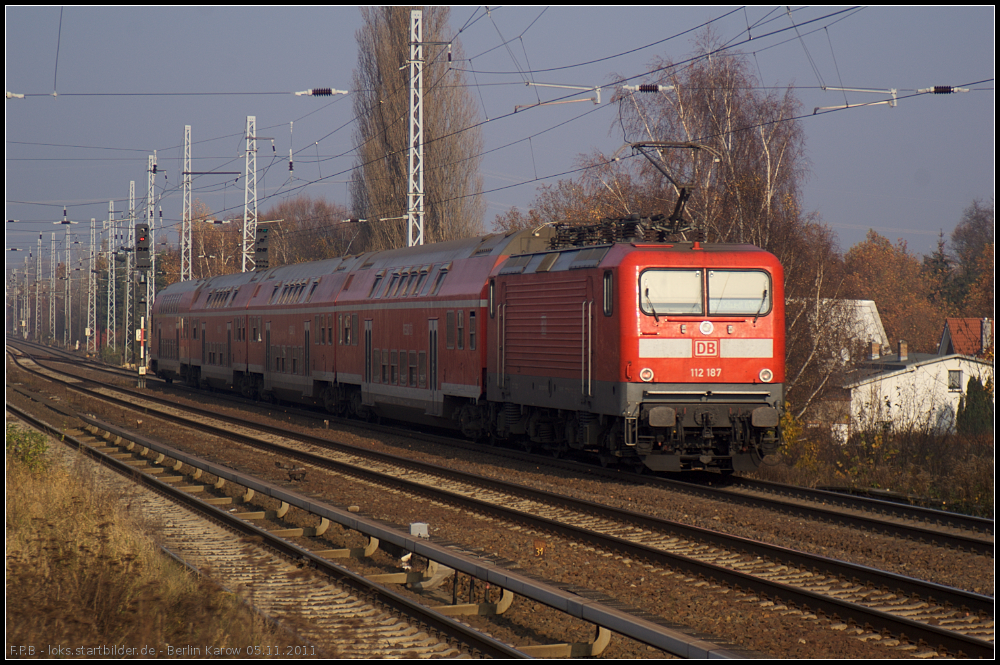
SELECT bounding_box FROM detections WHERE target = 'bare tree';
[259,195,352,266]
[493,31,851,421]
[350,6,485,251]
[612,31,806,253]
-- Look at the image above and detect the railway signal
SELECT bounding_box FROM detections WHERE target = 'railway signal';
[254,226,270,271]
[135,223,151,270]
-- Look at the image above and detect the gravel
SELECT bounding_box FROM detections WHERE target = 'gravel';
[25,375,992,658]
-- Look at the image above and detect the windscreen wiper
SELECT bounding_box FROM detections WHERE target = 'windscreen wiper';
[644,287,660,323]
[753,289,768,326]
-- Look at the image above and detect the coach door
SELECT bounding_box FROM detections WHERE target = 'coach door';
[427,319,441,416]
[362,319,373,405]
[303,321,311,395]
[264,322,272,390]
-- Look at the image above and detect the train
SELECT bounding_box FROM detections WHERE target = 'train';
[149,217,784,473]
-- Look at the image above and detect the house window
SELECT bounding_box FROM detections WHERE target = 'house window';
[948,370,963,391]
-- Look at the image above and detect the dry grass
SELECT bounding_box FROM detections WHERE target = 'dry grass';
[5,426,305,657]
[754,428,994,517]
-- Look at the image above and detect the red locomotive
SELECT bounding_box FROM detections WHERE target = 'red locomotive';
[151,218,783,472]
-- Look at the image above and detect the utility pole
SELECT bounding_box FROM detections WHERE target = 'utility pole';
[65,226,71,346]
[49,232,56,341]
[55,208,78,347]
[146,153,156,323]
[21,256,29,339]
[181,125,193,281]
[35,233,42,342]
[407,9,424,247]
[124,181,135,365]
[107,200,116,351]
[243,115,258,272]
[87,218,97,355]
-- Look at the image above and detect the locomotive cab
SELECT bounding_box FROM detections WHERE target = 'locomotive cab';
[621,241,784,472]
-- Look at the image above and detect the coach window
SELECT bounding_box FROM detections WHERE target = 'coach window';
[368,271,384,298]
[408,351,418,387]
[707,270,771,316]
[639,269,703,316]
[469,311,476,350]
[404,271,419,296]
[412,267,429,296]
[419,266,438,296]
[430,264,451,296]
[457,310,464,350]
[390,350,399,384]
[603,270,614,316]
[391,270,410,298]
[446,311,456,349]
[489,279,495,318]
[380,273,398,299]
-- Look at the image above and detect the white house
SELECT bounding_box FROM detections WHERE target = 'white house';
[843,340,993,436]
[841,299,890,357]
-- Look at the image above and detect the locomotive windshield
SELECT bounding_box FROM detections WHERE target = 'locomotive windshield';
[639,270,703,315]
[639,269,772,317]
[707,270,771,315]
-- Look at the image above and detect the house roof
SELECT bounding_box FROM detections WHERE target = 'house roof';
[843,352,991,389]
[938,318,994,357]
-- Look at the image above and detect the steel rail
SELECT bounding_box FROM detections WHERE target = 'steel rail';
[4,400,528,659]
[9,353,993,658]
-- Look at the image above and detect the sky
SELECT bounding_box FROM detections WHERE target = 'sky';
[5,6,995,281]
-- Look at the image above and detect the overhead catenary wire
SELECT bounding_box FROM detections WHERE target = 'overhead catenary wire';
[7,7,990,255]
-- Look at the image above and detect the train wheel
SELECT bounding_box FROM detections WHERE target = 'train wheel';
[322,386,337,413]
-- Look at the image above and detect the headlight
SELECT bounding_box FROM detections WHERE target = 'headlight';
[759,368,773,383]
[639,367,654,382]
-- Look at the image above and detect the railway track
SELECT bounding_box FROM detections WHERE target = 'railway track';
[6,403,521,658]
[8,344,994,658]
[16,338,991,554]
[8,348,752,658]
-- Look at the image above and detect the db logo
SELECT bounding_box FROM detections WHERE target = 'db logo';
[694,340,719,357]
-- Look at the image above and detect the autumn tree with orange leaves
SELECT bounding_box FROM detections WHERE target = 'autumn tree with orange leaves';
[842,230,945,353]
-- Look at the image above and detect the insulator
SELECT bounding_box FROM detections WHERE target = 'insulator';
[312,88,333,96]
[639,84,660,92]
[933,86,953,94]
